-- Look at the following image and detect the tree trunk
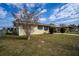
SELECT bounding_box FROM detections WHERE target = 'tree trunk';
[26,32,31,40]
[26,25,31,40]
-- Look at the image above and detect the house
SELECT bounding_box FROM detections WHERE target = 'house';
[13,20,79,36]
[13,21,52,36]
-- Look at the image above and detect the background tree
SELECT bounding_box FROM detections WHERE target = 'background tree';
[68,24,76,32]
[12,4,47,40]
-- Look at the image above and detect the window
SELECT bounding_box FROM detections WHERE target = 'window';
[44,26,48,31]
[8,28,13,31]
[38,26,43,30]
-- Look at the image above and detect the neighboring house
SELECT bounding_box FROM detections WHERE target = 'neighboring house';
[6,27,14,33]
[6,27,17,34]
[13,21,51,36]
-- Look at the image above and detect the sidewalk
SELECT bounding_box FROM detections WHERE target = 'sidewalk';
[54,33,79,36]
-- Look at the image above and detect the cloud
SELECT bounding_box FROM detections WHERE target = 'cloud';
[6,3,46,12]
[7,3,24,9]
[0,7,7,19]
[40,9,47,13]
[7,3,44,9]
[49,3,79,23]
[26,3,35,8]
[35,9,47,17]
[56,18,79,24]
[49,15,57,21]
[39,18,46,21]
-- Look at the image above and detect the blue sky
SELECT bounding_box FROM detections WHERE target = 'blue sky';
[0,3,79,28]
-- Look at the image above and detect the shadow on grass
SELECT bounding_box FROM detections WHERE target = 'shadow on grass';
[61,44,79,55]
[0,35,28,40]
[61,43,79,51]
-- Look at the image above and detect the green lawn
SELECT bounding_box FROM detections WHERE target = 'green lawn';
[0,34,79,56]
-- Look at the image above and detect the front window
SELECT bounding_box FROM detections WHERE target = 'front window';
[38,26,43,30]
[44,26,48,31]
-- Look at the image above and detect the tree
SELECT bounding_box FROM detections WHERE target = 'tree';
[12,4,47,40]
[68,24,76,32]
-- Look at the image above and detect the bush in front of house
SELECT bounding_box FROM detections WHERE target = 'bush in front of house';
[49,27,55,34]
[60,27,66,33]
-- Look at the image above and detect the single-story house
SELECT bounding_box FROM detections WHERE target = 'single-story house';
[13,20,79,36]
[13,21,53,36]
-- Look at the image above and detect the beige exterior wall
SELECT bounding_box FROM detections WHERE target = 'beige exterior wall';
[18,25,49,36]
[18,26,26,36]
[31,26,49,34]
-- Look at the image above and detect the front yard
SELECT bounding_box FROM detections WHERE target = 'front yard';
[0,34,79,56]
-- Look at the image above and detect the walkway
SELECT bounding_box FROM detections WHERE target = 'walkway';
[54,33,79,36]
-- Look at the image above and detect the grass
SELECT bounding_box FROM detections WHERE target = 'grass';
[0,34,79,56]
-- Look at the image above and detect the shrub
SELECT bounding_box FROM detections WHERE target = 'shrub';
[60,27,66,33]
[49,27,55,34]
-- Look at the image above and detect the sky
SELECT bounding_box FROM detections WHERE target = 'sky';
[0,3,79,28]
